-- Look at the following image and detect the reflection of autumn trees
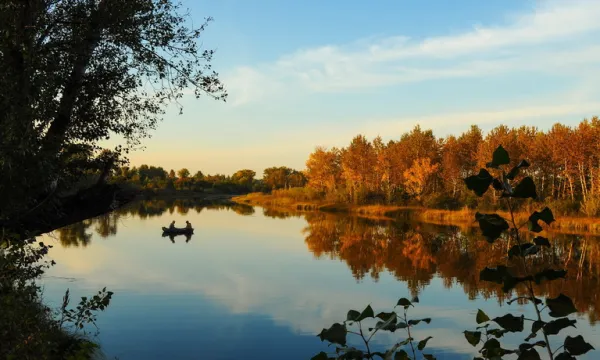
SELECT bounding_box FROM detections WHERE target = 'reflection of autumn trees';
[302,212,600,323]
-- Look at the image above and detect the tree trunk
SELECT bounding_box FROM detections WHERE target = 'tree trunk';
[42,0,107,154]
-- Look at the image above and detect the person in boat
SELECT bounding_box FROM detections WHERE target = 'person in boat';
[169,221,176,230]
[185,221,192,229]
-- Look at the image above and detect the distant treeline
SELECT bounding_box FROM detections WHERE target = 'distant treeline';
[115,118,600,216]
[298,117,600,216]
[110,165,307,194]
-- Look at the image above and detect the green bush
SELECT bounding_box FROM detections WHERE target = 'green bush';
[0,237,112,359]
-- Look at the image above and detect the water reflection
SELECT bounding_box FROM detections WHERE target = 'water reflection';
[300,212,600,325]
[54,199,255,247]
[54,200,600,325]
[45,200,599,359]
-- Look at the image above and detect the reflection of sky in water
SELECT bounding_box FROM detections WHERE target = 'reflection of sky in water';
[40,206,598,359]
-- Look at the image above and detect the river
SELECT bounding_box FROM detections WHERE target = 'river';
[40,199,599,359]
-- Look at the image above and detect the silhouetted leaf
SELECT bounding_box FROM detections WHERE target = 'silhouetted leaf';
[508,243,539,259]
[465,169,494,197]
[482,338,503,357]
[346,310,360,322]
[339,348,363,359]
[506,160,531,180]
[532,321,545,334]
[546,294,577,318]
[417,336,433,350]
[503,275,534,293]
[529,207,555,232]
[395,322,408,330]
[518,341,546,352]
[510,177,537,199]
[534,269,567,284]
[408,318,431,326]
[480,266,531,292]
[492,178,504,191]
[317,323,347,346]
[394,350,409,360]
[555,352,576,360]
[525,321,545,341]
[422,355,436,360]
[489,145,510,168]
[396,298,412,308]
[480,266,508,284]
[517,348,541,360]
[356,305,374,321]
[493,313,524,332]
[533,237,551,247]
[311,352,330,360]
[538,207,555,224]
[376,312,396,321]
[475,213,509,242]
[488,328,508,338]
[374,312,398,332]
[476,309,490,324]
[528,219,543,233]
[564,335,595,355]
[464,331,481,346]
[544,318,576,335]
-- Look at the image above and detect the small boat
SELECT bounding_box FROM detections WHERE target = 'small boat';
[162,227,194,235]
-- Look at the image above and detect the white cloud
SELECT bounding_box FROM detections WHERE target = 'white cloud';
[361,101,600,139]
[223,0,600,104]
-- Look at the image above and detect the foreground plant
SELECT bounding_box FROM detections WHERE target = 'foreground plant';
[463,145,595,359]
[313,297,435,360]
[1,235,113,359]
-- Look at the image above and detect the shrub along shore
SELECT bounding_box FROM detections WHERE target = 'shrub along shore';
[232,192,600,235]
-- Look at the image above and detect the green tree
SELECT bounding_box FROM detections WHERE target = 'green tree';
[177,168,191,179]
[0,0,226,219]
[232,169,256,188]
[263,167,292,190]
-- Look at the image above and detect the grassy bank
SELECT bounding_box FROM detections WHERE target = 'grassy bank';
[233,193,419,218]
[233,193,600,235]
[420,208,600,235]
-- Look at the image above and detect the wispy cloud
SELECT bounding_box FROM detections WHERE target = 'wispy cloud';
[224,0,600,105]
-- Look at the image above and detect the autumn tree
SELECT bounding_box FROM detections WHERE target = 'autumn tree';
[341,135,377,203]
[306,147,341,192]
[288,170,307,188]
[403,158,440,200]
[232,169,256,188]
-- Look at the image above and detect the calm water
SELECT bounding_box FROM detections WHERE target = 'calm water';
[41,200,599,359]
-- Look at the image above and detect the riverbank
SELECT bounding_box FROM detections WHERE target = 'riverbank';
[232,193,600,235]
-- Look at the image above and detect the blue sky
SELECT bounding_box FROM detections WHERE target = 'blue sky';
[124,0,600,175]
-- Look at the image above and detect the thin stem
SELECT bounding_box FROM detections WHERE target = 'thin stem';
[552,345,565,355]
[358,321,372,359]
[403,308,417,360]
[507,198,554,360]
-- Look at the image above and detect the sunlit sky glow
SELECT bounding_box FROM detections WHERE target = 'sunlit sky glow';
[118,0,600,175]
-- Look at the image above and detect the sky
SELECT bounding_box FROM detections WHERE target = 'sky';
[121,0,600,176]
